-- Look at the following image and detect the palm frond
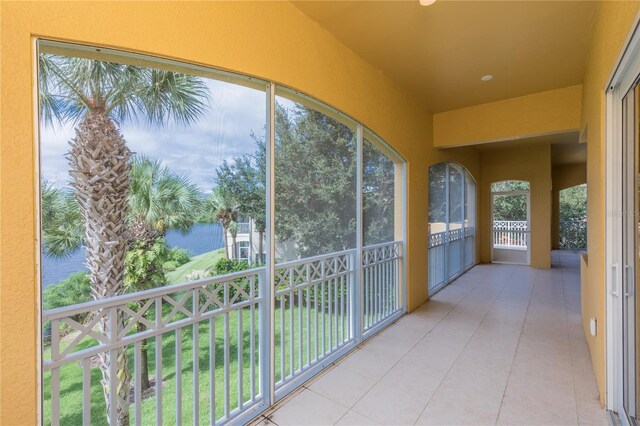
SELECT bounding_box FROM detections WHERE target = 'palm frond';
[131,69,210,127]
[40,53,211,128]
[128,155,202,235]
[41,182,84,258]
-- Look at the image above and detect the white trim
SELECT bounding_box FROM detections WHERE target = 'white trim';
[355,124,364,341]
[264,82,276,406]
[607,12,640,94]
[605,12,640,416]
[33,36,44,426]
[402,161,408,313]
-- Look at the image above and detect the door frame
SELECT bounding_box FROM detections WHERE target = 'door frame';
[490,189,531,265]
[605,11,640,420]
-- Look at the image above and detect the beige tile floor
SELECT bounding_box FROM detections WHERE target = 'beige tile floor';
[254,251,609,426]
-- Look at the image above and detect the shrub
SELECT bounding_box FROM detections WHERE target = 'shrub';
[170,247,191,266]
[213,258,249,275]
[124,239,169,292]
[212,258,251,300]
[163,260,179,272]
[43,272,92,342]
[43,272,92,312]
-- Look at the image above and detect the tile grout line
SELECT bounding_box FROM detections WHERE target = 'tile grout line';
[493,267,537,425]
[268,274,481,426]
[412,265,518,425]
[334,264,493,425]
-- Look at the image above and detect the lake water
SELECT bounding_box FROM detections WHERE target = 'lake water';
[42,223,224,288]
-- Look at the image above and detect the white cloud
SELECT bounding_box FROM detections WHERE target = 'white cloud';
[40,78,266,192]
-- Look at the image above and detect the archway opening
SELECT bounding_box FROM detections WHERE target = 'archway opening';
[491,180,530,265]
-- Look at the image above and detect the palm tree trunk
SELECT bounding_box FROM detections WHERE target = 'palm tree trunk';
[69,111,132,425]
[232,234,238,259]
[222,226,230,259]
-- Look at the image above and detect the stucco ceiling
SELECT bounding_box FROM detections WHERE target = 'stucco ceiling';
[292,1,597,113]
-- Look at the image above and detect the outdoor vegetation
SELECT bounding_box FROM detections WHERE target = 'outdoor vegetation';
[559,183,587,249]
[40,50,397,425]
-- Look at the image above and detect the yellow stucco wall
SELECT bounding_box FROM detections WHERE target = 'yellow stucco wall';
[581,1,640,405]
[480,145,552,269]
[0,2,483,422]
[433,85,583,148]
[551,163,587,249]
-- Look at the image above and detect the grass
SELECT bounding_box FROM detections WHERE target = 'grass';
[43,250,363,425]
[166,248,226,285]
[44,307,258,426]
[43,298,350,426]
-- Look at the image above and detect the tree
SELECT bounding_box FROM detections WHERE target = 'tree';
[363,140,395,245]
[215,148,266,263]
[126,156,202,391]
[491,181,529,221]
[559,183,587,249]
[215,103,358,260]
[428,163,448,233]
[559,184,587,222]
[39,53,209,425]
[273,104,356,258]
[203,188,239,259]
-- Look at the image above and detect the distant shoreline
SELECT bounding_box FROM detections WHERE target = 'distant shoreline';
[41,222,225,288]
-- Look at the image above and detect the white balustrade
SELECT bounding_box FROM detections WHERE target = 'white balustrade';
[492,220,529,248]
[43,242,404,425]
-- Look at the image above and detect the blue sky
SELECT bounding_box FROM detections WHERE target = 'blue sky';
[40,78,268,193]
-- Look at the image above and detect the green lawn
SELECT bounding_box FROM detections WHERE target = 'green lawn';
[166,248,226,285]
[43,300,349,426]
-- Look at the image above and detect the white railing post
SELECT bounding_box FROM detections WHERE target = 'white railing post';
[263,82,276,407]
[355,124,363,344]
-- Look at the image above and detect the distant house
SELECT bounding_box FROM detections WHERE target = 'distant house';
[224,217,264,264]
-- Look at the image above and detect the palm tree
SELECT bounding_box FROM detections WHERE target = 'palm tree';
[228,220,239,259]
[41,182,84,258]
[39,53,209,425]
[125,155,201,391]
[204,188,239,259]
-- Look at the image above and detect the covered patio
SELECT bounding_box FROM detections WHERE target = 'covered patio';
[259,251,606,425]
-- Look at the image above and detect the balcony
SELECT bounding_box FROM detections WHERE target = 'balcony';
[43,242,403,425]
[257,251,606,425]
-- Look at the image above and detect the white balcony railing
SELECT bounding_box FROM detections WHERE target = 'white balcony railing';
[428,227,475,295]
[492,220,528,248]
[43,268,265,426]
[362,241,403,335]
[43,241,403,425]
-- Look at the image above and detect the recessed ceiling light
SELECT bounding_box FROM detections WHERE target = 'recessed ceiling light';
[481,75,494,82]
[419,0,436,6]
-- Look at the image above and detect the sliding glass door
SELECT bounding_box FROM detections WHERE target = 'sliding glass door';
[620,82,640,424]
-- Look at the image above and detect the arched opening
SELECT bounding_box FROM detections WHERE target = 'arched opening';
[428,162,476,295]
[491,180,530,264]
